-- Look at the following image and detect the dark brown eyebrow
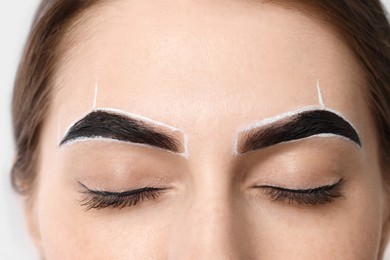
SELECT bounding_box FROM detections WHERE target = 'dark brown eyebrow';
[238,110,361,154]
[60,110,182,153]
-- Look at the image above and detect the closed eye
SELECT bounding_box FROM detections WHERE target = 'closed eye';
[255,178,345,205]
[78,181,168,211]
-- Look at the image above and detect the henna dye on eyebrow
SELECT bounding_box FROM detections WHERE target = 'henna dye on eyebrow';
[239,109,361,154]
[60,110,182,153]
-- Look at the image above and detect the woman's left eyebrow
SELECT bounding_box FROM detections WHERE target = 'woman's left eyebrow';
[235,108,362,155]
[59,109,188,156]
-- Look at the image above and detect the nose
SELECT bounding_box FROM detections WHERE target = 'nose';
[167,188,247,260]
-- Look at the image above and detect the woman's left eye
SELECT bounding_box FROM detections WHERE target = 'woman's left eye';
[255,178,345,205]
[78,182,168,210]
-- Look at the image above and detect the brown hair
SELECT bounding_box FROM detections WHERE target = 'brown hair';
[11,0,390,197]
[11,0,100,195]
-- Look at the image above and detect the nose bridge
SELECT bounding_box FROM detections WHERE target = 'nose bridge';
[168,183,241,260]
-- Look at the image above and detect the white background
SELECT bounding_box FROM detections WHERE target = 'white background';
[1,1,390,259]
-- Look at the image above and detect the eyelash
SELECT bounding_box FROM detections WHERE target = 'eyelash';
[78,182,167,210]
[258,179,345,205]
[78,179,345,210]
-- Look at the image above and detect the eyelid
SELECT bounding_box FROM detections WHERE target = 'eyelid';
[77,181,168,210]
[254,178,344,192]
[255,178,345,205]
[78,181,165,196]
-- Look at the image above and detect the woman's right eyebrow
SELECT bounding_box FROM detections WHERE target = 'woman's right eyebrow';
[59,110,185,155]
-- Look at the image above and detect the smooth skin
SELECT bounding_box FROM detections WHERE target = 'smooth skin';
[26,0,390,259]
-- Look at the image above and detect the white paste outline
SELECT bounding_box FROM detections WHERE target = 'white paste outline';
[59,83,189,159]
[233,81,361,156]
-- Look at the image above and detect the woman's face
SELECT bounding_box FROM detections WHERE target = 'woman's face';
[28,1,389,259]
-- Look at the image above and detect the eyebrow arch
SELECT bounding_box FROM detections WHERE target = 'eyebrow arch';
[237,109,362,154]
[60,110,184,155]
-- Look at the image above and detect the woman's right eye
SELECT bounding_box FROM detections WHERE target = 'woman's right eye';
[78,182,168,210]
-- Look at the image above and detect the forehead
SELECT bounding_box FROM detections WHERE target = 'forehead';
[53,0,367,144]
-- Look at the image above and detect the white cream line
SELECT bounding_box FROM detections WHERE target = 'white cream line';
[59,137,189,158]
[182,134,190,159]
[92,82,98,109]
[93,107,184,132]
[57,82,190,158]
[238,82,326,131]
[233,105,318,156]
[236,133,361,157]
[60,107,189,159]
[317,80,325,109]
[233,107,361,156]
[233,83,361,155]
[240,105,322,132]
[96,108,190,158]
